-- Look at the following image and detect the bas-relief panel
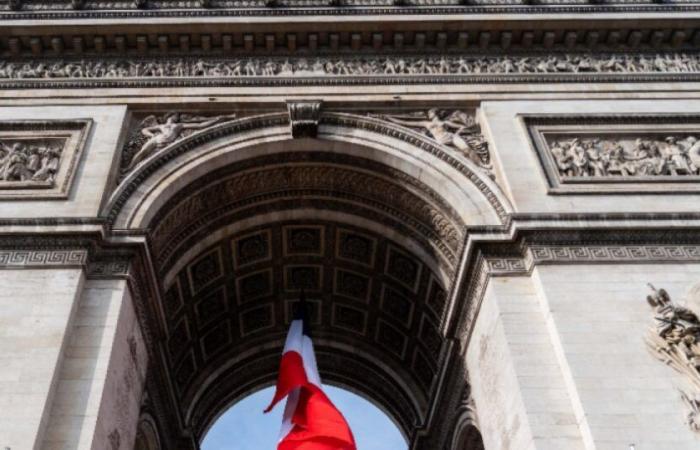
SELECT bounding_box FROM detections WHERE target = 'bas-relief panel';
[525,115,700,193]
[5,54,700,82]
[0,119,91,199]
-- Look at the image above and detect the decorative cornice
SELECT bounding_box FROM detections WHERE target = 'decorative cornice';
[2,2,700,17]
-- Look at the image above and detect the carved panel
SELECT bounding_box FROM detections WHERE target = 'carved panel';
[195,286,228,328]
[0,120,91,199]
[426,277,447,319]
[186,248,223,295]
[334,268,371,303]
[239,304,275,336]
[286,298,322,326]
[412,349,436,392]
[376,319,408,359]
[336,229,377,267]
[162,279,183,321]
[526,115,700,193]
[200,320,232,360]
[236,269,273,303]
[332,304,367,335]
[232,229,271,268]
[380,285,414,327]
[285,265,323,292]
[385,245,422,292]
[284,225,324,256]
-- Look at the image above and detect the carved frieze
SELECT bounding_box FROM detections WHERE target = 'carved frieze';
[645,285,700,433]
[0,120,91,198]
[526,115,700,193]
[4,54,700,87]
[372,109,491,175]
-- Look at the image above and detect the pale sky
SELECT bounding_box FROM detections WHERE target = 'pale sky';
[201,385,407,450]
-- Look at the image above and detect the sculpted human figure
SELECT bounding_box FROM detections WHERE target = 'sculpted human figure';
[378,109,490,168]
[32,145,62,182]
[127,113,237,170]
[663,136,694,175]
[0,142,31,181]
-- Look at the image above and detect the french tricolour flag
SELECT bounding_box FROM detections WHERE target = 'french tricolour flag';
[265,292,356,450]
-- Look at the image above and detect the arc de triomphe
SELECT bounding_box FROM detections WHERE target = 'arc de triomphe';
[0,2,700,449]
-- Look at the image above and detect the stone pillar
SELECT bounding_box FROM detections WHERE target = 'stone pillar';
[0,268,84,449]
[532,264,700,450]
[466,275,587,450]
[41,278,148,450]
[467,263,700,450]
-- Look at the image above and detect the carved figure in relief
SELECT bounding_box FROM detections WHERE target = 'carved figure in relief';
[375,109,491,172]
[0,140,62,183]
[549,134,700,178]
[125,112,237,171]
[4,53,700,81]
[645,285,700,432]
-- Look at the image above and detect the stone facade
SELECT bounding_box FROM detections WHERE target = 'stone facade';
[0,3,699,450]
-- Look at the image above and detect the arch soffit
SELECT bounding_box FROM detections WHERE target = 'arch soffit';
[166,219,445,434]
[106,112,510,230]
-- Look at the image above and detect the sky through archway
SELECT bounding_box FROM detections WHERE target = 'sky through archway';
[201,385,407,450]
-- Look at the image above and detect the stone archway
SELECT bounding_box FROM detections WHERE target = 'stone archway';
[104,110,506,449]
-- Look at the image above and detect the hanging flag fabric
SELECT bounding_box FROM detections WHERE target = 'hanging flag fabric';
[265,293,356,450]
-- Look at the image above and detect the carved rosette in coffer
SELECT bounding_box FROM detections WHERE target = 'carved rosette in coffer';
[525,115,700,194]
[0,119,91,199]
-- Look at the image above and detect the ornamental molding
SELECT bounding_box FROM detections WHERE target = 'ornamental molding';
[645,285,700,433]
[0,119,91,199]
[526,115,700,194]
[455,241,700,352]
[109,110,507,226]
[5,54,700,88]
[0,248,87,267]
[2,1,700,17]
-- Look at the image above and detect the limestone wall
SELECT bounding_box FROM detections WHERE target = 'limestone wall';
[0,269,84,450]
[41,279,147,450]
[468,264,700,450]
[467,276,586,450]
[0,105,127,220]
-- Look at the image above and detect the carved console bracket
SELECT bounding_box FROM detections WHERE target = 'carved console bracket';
[645,285,700,433]
[526,115,700,194]
[287,100,322,138]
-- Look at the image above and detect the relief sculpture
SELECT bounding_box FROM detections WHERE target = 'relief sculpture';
[4,53,700,81]
[123,112,237,171]
[645,285,700,433]
[374,109,491,174]
[0,139,63,184]
[550,136,700,178]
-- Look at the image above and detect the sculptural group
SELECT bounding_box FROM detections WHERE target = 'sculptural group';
[4,53,700,80]
[550,135,700,178]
